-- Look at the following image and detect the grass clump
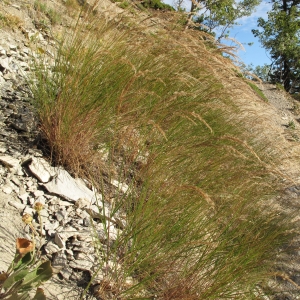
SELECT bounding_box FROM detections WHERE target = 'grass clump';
[247,81,268,102]
[118,1,130,9]
[30,10,292,299]
[0,12,22,29]
[34,0,61,25]
[140,0,175,10]
[276,83,285,91]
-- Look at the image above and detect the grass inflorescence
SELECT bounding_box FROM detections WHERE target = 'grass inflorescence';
[30,6,293,299]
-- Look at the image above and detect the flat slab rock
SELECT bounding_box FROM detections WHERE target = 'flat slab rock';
[44,169,101,204]
[25,157,56,183]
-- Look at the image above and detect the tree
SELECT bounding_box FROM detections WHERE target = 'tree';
[185,0,261,40]
[252,0,300,93]
[253,64,272,81]
[243,63,272,81]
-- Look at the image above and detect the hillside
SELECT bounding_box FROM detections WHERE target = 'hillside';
[0,0,300,299]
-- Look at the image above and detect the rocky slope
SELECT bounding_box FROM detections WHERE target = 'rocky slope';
[1,0,300,299]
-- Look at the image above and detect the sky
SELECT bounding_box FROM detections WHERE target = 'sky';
[162,0,273,68]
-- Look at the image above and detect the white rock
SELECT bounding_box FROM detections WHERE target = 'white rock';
[54,232,65,248]
[0,48,6,56]
[75,253,95,263]
[0,155,19,169]
[39,209,49,218]
[18,192,29,203]
[11,4,21,10]
[92,272,104,284]
[52,252,68,271]
[57,200,73,207]
[55,210,67,222]
[44,169,100,203]
[19,61,29,71]
[76,232,93,243]
[26,180,33,188]
[13,167,24,176]
[75,208,90,220]
[44,220,60,231]
[11,176,21,186]
[22,48,29,55]
[0,57,12,72]
[23,206,34,215]
[0,142,8,153]
[55,226,78,245]
[75,198,91,208]
[45,241,60,255]
[65,248,73,256]
[69,259,93,271]
[125,277,135,286]
[47,230,56,237]
[35,195,46,204]
[8,200,25,210]
[85,205,103,218]
[107,224,119,240]
[2,185,13,194]
[26,157,56,183]
[72,244,93,254]
[59,267,73,280]
[9,45,17,51]
[33,190,44,197]
[110,179,129,193]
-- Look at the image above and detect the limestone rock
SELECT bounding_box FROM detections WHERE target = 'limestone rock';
[52,252,68,271]
[59,267,73,280]
[110,179,129,193]
[54,226,77,249]
[44,169,101,203]
[54,232,65,248]
[25,157,56,183]
[44,220,60,232]
[0,155,19,169]
[8,200,25,210]
[69,259,94,271]
[44,241,60,255]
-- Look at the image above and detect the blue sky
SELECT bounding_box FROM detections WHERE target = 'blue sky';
[162,0,273,68]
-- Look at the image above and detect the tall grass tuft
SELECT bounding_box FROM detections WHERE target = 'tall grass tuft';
[30,7,293,299]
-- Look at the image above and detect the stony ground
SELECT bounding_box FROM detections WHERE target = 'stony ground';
[1,0,300,299]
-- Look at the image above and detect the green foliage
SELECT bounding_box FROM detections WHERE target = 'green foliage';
[276,82,285,91]
[190,0,260,39]
[287,120,295,129]
[0,239,52,299]
[176,12,188,27]
[118,1,130,8]
[292,93,300,101]
[253,64,271,82]
[140,0,174,10]
[252,0,300,93]
[245,63,271,82]
[247,81,268,102]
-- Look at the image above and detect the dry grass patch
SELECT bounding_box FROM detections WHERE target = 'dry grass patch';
[0,12,22,29]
